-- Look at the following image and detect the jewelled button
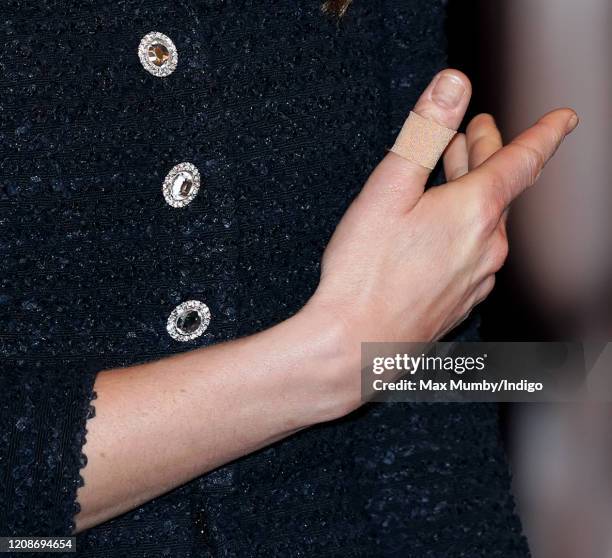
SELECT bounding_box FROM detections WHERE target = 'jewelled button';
[162,162,200,207]
[138,32,178,77]
[167,300,211,342]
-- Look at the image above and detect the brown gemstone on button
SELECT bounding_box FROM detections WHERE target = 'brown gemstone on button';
[148,43,170,67]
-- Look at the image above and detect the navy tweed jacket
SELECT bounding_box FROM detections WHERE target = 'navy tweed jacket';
[0,1,529,556]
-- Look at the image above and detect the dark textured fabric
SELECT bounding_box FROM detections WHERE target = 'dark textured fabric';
[0,1,529,556]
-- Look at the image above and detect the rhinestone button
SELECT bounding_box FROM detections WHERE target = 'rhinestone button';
[138,32,177,77]
[163,162,200,207]
[167,300,211,342]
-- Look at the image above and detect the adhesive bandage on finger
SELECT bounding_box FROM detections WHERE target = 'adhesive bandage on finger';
[390,111,457,170]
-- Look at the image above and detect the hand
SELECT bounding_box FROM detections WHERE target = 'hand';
[72,71,577,530]
[303,69,577,415]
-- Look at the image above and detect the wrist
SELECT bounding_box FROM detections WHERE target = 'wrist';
[283,300,362,425]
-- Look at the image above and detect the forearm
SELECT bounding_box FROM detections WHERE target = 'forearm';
[75,306,355,532]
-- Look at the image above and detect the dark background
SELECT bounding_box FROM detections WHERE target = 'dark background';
[446,0,551,342]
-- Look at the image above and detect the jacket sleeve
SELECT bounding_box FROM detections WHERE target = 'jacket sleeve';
[0,359,98,536]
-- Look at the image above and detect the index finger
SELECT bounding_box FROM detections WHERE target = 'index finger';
[459,108,578,207]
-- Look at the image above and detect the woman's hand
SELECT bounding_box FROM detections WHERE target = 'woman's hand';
[75,69,577,531]
[304,69,578,415]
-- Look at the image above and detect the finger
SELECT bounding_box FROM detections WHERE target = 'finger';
[466,113,503,169]
[443,133,469,180]
[458,108,578,208]
[361,69,472,212]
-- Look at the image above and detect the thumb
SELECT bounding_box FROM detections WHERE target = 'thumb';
[360,69,472,213]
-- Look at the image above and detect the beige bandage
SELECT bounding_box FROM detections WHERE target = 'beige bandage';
[390,111,457,170]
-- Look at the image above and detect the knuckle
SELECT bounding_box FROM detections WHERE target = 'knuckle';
[535,118,564,147]
[474,276,496,305]
[512,142,546,185]
[490,239,509,271]
[482,275,496,297]
[468,189,501,234]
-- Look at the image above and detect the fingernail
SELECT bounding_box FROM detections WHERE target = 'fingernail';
[565,113,579,135]
[432,73,466,109]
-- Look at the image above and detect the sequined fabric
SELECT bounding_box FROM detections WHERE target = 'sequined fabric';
[0,0,530,556]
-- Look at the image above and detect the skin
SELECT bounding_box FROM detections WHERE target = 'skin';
[75,69,578,532]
